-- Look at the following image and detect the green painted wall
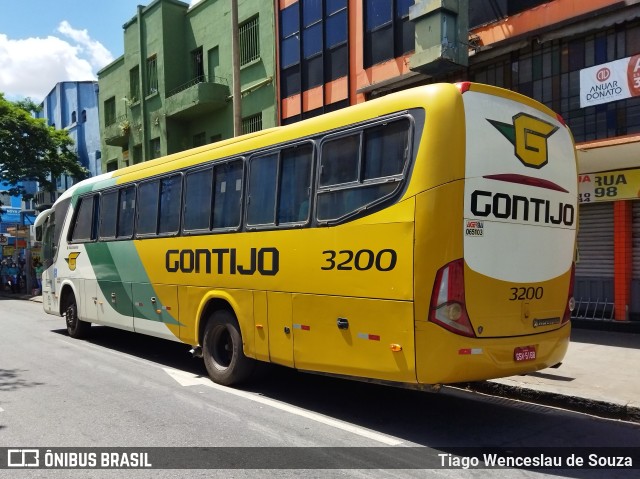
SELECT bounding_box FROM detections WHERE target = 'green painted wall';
[97,0,277,172]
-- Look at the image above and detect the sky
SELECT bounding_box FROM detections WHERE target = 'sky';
[0,0,201,102]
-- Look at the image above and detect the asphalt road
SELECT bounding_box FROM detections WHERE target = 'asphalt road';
[1,297,639,478]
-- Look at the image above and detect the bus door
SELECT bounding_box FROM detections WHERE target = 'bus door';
[78,241,135,331]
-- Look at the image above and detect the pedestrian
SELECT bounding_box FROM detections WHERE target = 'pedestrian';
[6,262,19,293]
[35,262,43,291]
[0,260,6,291]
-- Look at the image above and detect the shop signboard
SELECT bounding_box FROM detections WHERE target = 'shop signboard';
[579,168,640,203]
[580,54,640,108]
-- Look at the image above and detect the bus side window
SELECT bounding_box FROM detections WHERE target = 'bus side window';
[213,160,243,229]
[137,180,160,235]
[317,118,410,221]
[319,134,359,187]
[363,120,409,179]
[159,174,182,234]
[118,186,136,238]
[184,167,213,231]
[278,143,313,224]
[70,195,98,242]
[246,153,278,226]
[100,191,118,239]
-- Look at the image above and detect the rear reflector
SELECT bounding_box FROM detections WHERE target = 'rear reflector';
[562,262,576,324]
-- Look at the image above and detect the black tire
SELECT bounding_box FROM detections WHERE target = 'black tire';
[202,309,255,386]
[65,293,91,339]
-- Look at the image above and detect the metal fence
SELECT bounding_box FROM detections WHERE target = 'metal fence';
[571,297,615,321]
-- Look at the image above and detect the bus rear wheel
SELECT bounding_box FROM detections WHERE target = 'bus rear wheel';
[64,293,91,339]
[202,310,255,386]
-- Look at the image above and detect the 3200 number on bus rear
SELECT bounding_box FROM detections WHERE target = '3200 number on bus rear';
[509,286,544,301]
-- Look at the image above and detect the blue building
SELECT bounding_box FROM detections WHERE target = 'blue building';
[0,182,36,264]
[34,81,102,209]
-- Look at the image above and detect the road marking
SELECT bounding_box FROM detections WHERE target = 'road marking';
[163,368,403,446]
[56,336,403,445]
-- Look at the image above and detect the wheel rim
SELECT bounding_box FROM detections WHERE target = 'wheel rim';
[211,326,233,371]
[211,326,233,370]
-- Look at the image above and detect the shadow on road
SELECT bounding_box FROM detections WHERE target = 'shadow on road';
[47,324,640,478]
[571,327,640,349]
[0,368,44,392]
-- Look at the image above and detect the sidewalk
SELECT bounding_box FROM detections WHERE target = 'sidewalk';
[457,325,640,423]
[5,292,640,422]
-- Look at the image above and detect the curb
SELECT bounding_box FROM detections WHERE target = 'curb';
[455,381,640,423]
[571,318,640,334]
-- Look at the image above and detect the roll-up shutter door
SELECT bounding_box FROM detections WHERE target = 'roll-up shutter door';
[575,202,614,278]
[630,201,640,316]
[573,202,615,318]
[632,201,640,279]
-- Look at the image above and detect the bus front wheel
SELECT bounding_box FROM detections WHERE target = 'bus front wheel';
[64,293,91,339]
[202,310,255,386]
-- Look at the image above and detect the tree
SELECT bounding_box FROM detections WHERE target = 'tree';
[0,92,88,198]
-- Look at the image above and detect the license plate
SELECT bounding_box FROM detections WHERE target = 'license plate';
[514,345,537,362]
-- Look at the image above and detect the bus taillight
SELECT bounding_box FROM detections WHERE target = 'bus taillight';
[429,259,476,337]
[562,262,576,324]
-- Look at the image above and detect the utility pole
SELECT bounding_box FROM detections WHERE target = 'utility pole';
[231,0,242,136]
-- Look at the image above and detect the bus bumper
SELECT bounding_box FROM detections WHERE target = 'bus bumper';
[414,320,571,385]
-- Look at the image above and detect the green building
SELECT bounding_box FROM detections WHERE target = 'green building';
[98,0,276,172]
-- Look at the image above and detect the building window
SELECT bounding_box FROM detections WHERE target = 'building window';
[280,2,300,69]
[81,110,87,122]
[133,144,143,164]
[150,137,161,159]
[130,66,140,102]
[242,113,262,134]
[146,55,158,95]
[240,16,260,65]
[71,111,77,124]
[104,97,116,126]
[106,160,118,172]
[363,0,414,68]
[279,0,348,102]
[193,132,206,147]
[192,47,204,82]
[468,22,640,143]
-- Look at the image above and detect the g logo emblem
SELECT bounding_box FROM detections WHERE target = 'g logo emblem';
[488,113,559,169]
[65,252,81,271]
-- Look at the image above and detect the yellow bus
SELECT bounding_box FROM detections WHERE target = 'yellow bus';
[35,82,577,388]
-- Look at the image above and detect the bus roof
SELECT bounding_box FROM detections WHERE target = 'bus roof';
[56,82,564,202]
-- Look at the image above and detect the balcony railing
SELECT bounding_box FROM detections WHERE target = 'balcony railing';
[165,75,230,119]
[104,114,130,147]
